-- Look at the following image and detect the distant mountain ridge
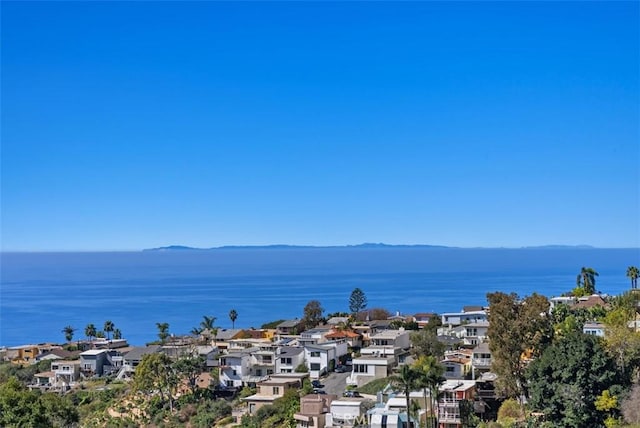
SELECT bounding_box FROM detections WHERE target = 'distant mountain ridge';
[142,243,596,252]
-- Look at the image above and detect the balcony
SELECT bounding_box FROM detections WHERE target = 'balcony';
[472,358,491,368]
[438,411,461,423]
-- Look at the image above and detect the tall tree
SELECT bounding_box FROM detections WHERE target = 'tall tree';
[229,309,238,328]
[113,328,122,340]
[487,292,552,400]
[602,306,640,380]
[410,329,446,359]
[103,320,115,340]
[133,352,178,413]
[302,300,324,329]
[173,355,206,395]
[576,266,599,295]
[527,330,620,428]
[414,355,445,428]
[156,322,170,344]
[61,325,75,343]
[84,323,97,342]
[626,265,639,289]
[390,364,420,427]
[349,288,368,316]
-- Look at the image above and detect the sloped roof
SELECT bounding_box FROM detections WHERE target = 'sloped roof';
[573,295,609,310]
[325,330,361,339]
[278,319,303,328]
[123,345,161,361]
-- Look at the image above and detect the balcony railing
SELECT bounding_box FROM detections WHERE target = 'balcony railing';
[472,358,492,367]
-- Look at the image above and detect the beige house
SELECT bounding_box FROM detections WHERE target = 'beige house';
[243,373,308,414]
[294,393,336,428]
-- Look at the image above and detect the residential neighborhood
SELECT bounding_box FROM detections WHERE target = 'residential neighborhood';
[2,282,640,428]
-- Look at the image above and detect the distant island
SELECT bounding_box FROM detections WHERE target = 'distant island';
[142,243,596,252]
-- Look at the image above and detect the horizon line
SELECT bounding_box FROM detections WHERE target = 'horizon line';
[2,242,639,253]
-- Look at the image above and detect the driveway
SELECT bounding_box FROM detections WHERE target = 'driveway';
[319,371,350,397]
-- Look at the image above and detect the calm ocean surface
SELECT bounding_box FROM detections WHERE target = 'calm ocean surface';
[1,248,638,347]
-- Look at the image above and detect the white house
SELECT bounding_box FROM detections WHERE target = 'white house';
[305,341,348,379]
[471,342,492,379]
[325,398,369,427]
[461,321,489,346]
[347,355,394,387]
[441,310,487,327]
[583,322,606,337]
[276,346,305,374]
[219,349,254,387]
[298,326,333,347]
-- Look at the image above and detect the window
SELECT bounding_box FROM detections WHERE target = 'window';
[281,357,292,364]
[310,363,321,371]
[310,351,321,357]
[354,364,367,373]
[263,356,272,362]
[226,380,234,387]
[273,386,280,395]
[255,369,262,376]
[267,369,274,375]
[232,370,237,376]
[446,366,455,373]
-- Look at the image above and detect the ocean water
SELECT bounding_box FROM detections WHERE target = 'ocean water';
[1,248,638,347]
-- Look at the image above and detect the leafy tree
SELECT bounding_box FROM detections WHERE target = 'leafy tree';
[261,319,285,329]
[594,389,619,425]
[527,330,620,428]
[626,265,639,289]
[103,320,115,340]
[133,352,178,414]
[577,266,599,295]
[390,364,420,426]
[487,292,552,400]
[496,398,524,427]
[62,325,75,343]
[349,288,368,315]
[112,328,122,340]
[295,363,309,373]
[156,322,170,344]
[0,377,78,427]
[302,300,324,329]
[229,309,238,328]
[410,328,445,359]
[84,323,97,342]
[602,306,640,380]
[174,355,206,395]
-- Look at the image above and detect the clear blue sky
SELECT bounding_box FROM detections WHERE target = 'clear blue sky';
[1,1,639,251]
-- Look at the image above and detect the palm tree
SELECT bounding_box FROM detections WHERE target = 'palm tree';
[113,328,122,340]
[85,323,97,342]
[576,267,599,294]
[211,326,219,348]
[191,327,203,336]
[62,325,75,343]
[104,320,115,340]
[414,355,446,428]
[627,266,639,289]
[156,322,170,344]
[200,315,216,332]
[229,309,238,328]
[390,364,420,427]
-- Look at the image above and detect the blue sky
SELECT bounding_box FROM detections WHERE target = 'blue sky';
[1,1,638,251]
